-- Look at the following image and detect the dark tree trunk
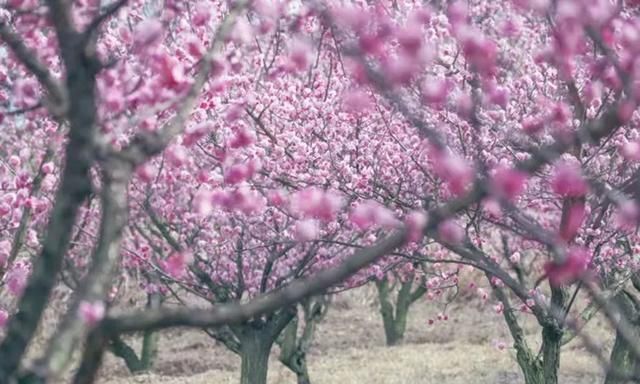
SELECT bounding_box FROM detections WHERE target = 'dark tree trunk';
[277,297,327,384]
[239,329,273,384]
[234,309,296,384]
[279,316,311,384]
[538,285,566,384]
[541,325,562,384]
[605,290,640,384]
[108,293,160,374]
[376,277,426,346]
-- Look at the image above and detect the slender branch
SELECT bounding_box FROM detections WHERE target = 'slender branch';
[83,0,129,37]
[0,0,99,376]
[116,0,250,167]
[0,22,67,115]
[102,230,408,333]
[21,160,132,382]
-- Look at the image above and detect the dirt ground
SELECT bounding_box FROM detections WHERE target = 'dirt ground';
[97,288,610,384]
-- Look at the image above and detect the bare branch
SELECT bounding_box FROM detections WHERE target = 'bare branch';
[83,0,129,37]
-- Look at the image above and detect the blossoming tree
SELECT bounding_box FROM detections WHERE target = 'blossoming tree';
[2,1,640,384]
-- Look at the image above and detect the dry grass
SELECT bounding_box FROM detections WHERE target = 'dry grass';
[96,287,612,384]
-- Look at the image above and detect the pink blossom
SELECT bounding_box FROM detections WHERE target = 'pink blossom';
[0,309,7,328]
[491,167,527,200]
[408,7,432,25]
[616,200,640,230]
[477,287,489,301]
[294,219,319,241]
[185,35,205,58]
[559,201,585,242]
[421,78,450,106]
[14,79,38,106]
[183,122,211,146]
[494,340,507,351]
[6,264,28,296]
[544,247,591,286]
[482,198,502,219]
[229,127,255,149]
[551,162,588,197]
[290,188,343,222]
[0,240,10,267]
[41,162,54,174]
[396,25,423,56]
[349,201,400,230]
[447,1,468,26]
[457,26,497,76]
[194,190,214,216]
[8,155,20,168]
[342,89,373,114]
[0,203,11,217]
[405,210,428,243]
[192,2,211,26]
[162,251,193,278]
[621,140,640,161]
[224,163,249,184]
[78,301,105,326]
[166,145,188,168]
[287,39,312,72]
[136,164,156,183]
[438,219,464,245]
[432,150,474,196]
[522,116,544,135]
[500,19,521,37]
[383,55,420,86]
[489,87,510,108]
[617,101,636,124]
[267,190,287,207]
[490,276,504,288]
[134,19,163,49]
[455,92,473,117]
[152,53,186,89]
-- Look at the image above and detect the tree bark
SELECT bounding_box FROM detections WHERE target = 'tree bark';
[108,293,160,374]
[278,317,311,384]
[605,290,640,384]
[541,325,562,384]
[238,328,274,384]
[539,285,566,384]
[376,277,426,346]
[233,309,296,384]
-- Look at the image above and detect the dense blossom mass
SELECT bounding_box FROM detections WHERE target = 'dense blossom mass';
[2,0,640,382]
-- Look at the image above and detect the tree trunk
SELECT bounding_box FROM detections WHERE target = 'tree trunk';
[109,336,145,373]
[541,325,562,384]
[391,280,412,346]
[376,278,425,346]
[492,281,544,384]
[139,328,158,371]
[139,293,160,371]
[108,293,160,374]
[605,291,640,384]
[516,353,544,384]
[278,315,311,384]
[239,329,273,384]
[539,285,565,384]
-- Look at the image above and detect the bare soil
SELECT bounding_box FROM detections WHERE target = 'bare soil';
[97,288,610,384]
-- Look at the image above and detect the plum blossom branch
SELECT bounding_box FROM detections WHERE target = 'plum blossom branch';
[0,21,67,116]
[117,0,250,167]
